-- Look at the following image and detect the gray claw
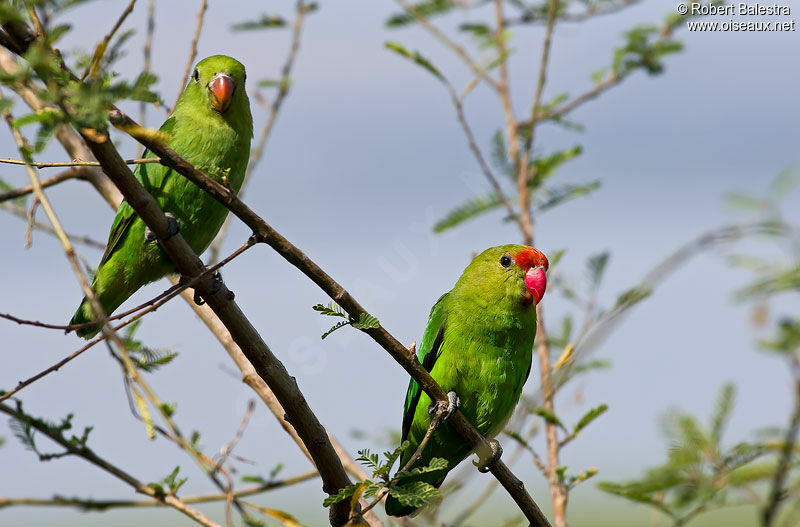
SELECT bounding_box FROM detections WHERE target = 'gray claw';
[428,391,460,422]
[145,213,180,243]
[474,439,503,473]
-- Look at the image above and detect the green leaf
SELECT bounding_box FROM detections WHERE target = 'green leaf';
[388,480,441,508]
[573,404,608,435]
[724,192,766,212]
[532,407,567,431]
[352,313,380,330]
[386,0,454,27]
[322,482,364,506]
[769,168,799,198]
[536,182,601,212]
[587,252,610,290]
[710,384,735,444]
[0,178,27,207]
[384,41,444,82]
[433,192,502,233]
[232,15,286,31]
[312,302,348,318]
[613,286,652,311]
[321,320,351,340]
[395,457,448,479]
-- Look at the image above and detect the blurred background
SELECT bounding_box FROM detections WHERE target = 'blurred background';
[0,1,798,526]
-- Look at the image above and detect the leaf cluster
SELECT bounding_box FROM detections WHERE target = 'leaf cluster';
[312,302,379,340]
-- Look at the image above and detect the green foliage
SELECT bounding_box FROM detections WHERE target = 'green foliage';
[532,407,566,432]
[121,320,177,373]
[384,42,443,82]
[242,462,284,485]
[149,466,187,497]
[612,25,683,76]
[395,457,447,479]
[598,384,771,524]
[6,400,93,461]
[386,0,454,27]
[388,480,441,508]
[313,302,380,339]
[231,15,287,31]
[573,404,608,436]
[0,177,27,207]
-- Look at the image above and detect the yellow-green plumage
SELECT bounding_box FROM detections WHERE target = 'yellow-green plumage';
[70,55,252,338]
[386,245,548,516]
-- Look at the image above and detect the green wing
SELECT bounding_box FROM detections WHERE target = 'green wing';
[401,292,449,442]
[98,117,176,266]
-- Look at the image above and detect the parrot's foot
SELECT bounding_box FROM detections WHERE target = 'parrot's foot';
[144,213,180,243]
[474,439,503,473]
[192,269,224,306]
[428,391,460,422]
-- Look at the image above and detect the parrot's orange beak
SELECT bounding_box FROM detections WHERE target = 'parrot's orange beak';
[208,73,235,113]
[513,247,548,307]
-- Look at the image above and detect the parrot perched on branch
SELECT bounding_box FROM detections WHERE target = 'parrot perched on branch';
[69,55,253,338]
[385,244,549,517]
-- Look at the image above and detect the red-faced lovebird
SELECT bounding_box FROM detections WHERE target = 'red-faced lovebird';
[386,244,548,516]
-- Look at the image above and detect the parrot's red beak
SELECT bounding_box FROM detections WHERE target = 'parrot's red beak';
[524,266,547,306]
[513,247,548,306]
[208,73,235,113]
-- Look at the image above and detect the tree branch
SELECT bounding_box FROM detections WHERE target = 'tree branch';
[77,127,354,526]
[0,402,220,527]
[0,470,318,510]
[110,109,551,526]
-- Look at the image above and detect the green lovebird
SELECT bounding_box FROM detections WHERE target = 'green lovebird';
[385,244,549,517]
[69,55,253,338]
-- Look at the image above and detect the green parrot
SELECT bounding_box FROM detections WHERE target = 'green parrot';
[69,55,253,338]
[385,244,549,517]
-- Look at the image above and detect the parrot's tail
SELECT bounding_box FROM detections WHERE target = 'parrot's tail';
[384,469,447,517]
[68,281,130,340]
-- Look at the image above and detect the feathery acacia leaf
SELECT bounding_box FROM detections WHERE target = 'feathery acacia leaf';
[384,42,444,82]
[433,192,502,233]
[386,0,454,27]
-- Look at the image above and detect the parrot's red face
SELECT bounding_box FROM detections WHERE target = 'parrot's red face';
[511,247,548,307]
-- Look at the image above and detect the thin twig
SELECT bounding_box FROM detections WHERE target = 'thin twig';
[81,0,138,80]
[1,201,105,249]
[762,355,800,526]
[174,0,208,111]
[0,239,255,406]
[0,157,159,168]
[0,470,318,510]
[444,79,519,227]
[505,0,642,26]
[138,0,156,156]
[396,0,499,91]
[209,0,311,265]
[0,167,86,203]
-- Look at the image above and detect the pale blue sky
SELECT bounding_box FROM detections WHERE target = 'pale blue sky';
[1,1,798,525]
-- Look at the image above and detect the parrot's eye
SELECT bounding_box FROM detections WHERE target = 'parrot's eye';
[193,69,199,83]
[500,255,512,268]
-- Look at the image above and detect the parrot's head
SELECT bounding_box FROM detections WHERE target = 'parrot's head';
[456,244,549,311]
[177,55,252,136]
[191,55,246,114]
